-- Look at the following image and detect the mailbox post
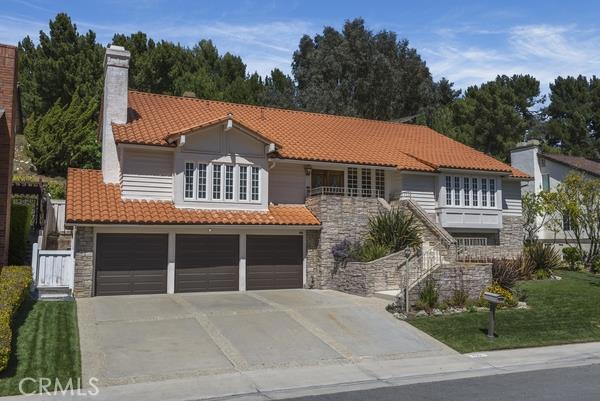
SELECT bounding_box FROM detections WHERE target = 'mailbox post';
[483,292,504,339]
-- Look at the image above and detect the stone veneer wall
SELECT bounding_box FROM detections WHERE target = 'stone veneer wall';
[328,251,408,296]
[459,215,524,260]
[410,263,492,302]
[73,226,94,297]
[305,195,387,289]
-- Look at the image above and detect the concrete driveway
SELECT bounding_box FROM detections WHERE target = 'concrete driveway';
[77,290,451,386]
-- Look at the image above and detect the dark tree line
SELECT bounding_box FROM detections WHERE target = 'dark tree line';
[17,13,600,177]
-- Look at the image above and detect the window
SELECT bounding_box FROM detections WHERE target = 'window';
[454,176,460,205]
[563,215,571,231]
[239,166,248,201]
[251,167,260,201]
[472,178,478,207]
[225,165,234,200]
[197,163,207,199]
[464,177,470,206]
[445,176,452,205]
[375,169,385,197]
[481,178,488,207]
[184,162,195,199]
[489,179,496,207]
[542,174,550,191]
[212,164,222,199]
[347,168,358,196]
[361,169,372,197]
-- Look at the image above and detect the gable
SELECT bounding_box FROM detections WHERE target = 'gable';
[182,124,266,157]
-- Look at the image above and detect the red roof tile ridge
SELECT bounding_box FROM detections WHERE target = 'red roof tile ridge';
[127,90,425,129]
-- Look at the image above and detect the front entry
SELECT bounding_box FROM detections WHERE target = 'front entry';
[175,234,239,292]
[246,235,303,290]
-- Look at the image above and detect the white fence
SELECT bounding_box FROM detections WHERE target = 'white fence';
[31,243,74,295]
[45,196,67,234]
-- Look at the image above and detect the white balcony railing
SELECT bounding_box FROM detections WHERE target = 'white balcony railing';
[309,186,384,198]
[456,237,488,247]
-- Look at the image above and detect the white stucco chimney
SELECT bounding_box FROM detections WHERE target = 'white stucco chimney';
[510,139,541,194]
[101,45,130,184]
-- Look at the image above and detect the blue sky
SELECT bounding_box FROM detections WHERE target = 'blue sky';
[2,0,599,92]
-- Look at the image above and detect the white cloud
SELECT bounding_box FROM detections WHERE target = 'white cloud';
[0,15,46,45]
[421,23,600,92]
[76,19,314,77]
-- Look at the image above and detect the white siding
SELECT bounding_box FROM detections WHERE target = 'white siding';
[502,180,522,216]
[173,125,269,211]
[269,163,306,204]
[121,148,173,200]
[397,174,437,213]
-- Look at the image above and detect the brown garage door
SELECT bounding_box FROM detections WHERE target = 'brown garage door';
[246,235,303,290]
[175,235,239,292]
[95,234,168,296]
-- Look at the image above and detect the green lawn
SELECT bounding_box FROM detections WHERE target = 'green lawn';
[0,299,81,396]
[410,270,600,353]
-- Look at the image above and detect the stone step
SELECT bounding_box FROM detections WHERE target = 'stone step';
[36,286,73,300]
[373,290,401,302]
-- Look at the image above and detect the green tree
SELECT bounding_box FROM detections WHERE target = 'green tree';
[24,93,100,177]
[18,13,104,118]
[292,18,438,120]
[542,173,600,268]
[430,74,543,160]
[542,75,600,158]
[259,69,297,109]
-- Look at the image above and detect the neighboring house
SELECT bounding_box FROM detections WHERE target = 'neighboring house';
[0,44,21,267]
[66,45,529,297]
[511,140,600,250]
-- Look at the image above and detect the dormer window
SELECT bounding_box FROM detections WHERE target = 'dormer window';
[239,166,248,200]
[251,167,260,201]
[183,161,261,204]
[212,164,222,199]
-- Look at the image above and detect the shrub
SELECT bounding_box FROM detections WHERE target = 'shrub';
[351,240,391,262]
[448,288,469,307]
[367,208,422,253]
[332,239,353,263]
[562,247,582,271]
[524,242,562,278]
[417,276,439,312]
[480,283,516,307]
[492,258,523,288]
[8,203,32,265]
[46,180,66,199]
[592,257,600,274]
[0,266,32,372]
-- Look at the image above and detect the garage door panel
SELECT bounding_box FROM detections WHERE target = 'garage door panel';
[246,235,303,290]
[175,235,239,292]
[95,234,168,296]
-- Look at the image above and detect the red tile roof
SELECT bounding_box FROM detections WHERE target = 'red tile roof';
[113,91,529,178]
[66,168,321,226]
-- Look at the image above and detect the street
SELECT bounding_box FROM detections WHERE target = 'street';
[282,364,600,401]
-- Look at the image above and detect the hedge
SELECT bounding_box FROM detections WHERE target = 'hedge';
[8,203,32,265]
[0,266,32,372]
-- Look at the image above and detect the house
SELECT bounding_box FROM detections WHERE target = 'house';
[66,45,529,297]
[0,44,21,267]
[511,140,600,250]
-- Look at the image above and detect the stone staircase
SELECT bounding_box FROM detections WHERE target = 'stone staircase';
[373,199,454,303]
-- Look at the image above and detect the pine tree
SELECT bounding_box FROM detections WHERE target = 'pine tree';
[24,93,100,177]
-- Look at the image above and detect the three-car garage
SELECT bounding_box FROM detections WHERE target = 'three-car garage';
[93,232,305,296]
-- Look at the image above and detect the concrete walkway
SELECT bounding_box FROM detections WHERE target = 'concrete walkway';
[76,290,449,386]
[5,342,600,400]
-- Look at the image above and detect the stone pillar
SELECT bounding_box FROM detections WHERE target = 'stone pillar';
[73,226,94,297]
[499,215,524,256]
